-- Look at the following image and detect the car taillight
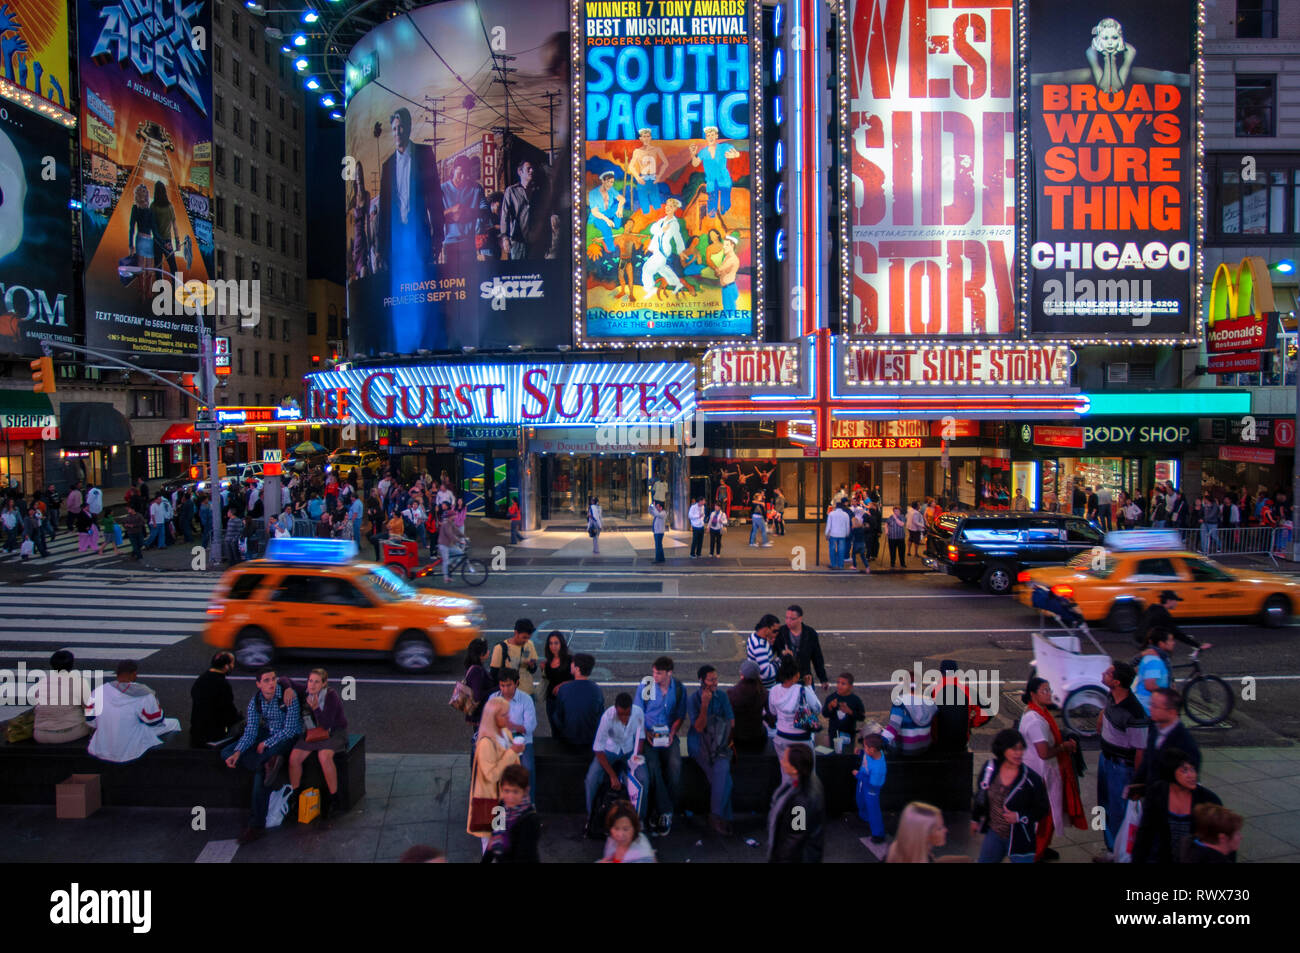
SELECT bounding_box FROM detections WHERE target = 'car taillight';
[206,604,224,616]
[947,544,958,562]
[1017,571,1031,583]
[1051,585,1073,598]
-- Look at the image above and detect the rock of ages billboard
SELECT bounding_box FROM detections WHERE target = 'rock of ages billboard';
[77,0,216,370]
[1027,0,1195,336]
[581,1,757,342]
[0,109,77,356]
[846,0,1016,336]
[344,0,572,355]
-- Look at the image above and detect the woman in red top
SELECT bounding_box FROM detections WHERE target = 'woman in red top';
[509,496,522,544]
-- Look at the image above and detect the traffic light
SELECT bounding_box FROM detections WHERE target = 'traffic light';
[29,356,54,394]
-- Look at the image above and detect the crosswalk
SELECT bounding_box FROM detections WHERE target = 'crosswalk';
[0,572,214,669]
[0,530,129,570]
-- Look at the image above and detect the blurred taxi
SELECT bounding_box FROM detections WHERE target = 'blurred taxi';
[1015,531,1298,632]
[328,450,383,481]
[204,538,484,673]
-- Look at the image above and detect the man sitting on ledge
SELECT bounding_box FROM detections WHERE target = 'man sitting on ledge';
[85,660,181,763]
[222,668,302,845]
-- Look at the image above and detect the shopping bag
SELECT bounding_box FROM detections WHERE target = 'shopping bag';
[625,756,646,816]
[1113,798,1143,863]
[265,783,295,828]
[297,788,321,824]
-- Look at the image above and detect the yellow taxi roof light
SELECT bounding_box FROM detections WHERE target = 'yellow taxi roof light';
[1102,530,1185,552]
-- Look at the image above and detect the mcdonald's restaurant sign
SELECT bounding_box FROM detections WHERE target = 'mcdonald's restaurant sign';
[1206,256,1279,354]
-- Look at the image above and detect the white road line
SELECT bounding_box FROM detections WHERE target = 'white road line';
[0,606,202,618]
[0,620,202,632]
[470,592,998,601]
[0,632,186,645]
[195,840,240,863]
[0,648,158,660]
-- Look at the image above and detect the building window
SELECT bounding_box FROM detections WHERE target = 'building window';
[230,9,239,34]
[249,117,258,148]
[249,72,257,100]
[233,107,242,136]
[249,164,258,193]
[232,58,241,89]
[292,106,299,131]
[214,93,224,125]
[265,129,272,156]
[1237,0,1278,38]
[215,145,225,176]
[216,249,226,277]
[233,154,241,185]
[268,314,275,339]
[265,172,273,202]
[293,233,300,258]
[280,225,287,255]
[238,349,245,374]
[263,39,270,67]
[234,205,243,237]
[266,266,275,295]
[266,219,274,248]
[235,255,244,280]
[282,183,288,210]
[1212,155,1300,240]
[292,190,299,215]
[251,259,260,280]
[280,96,286,121]
[251,210,259,238]
[280,139,286,165]
[293,148,299,173]
[280,272,288,297]
[248,24,256,53]
[294,276,301,301]
[132,391,165,418]
[307,311,317,335]
[215,196,225,228]
[1236,75,1276,137]
[283,321,290,343]
[269,352,276,377]
[255,393,263,406]
[327,309,338,337]
[265,87,271,110]
[254,351,261,375]
[214,45,223,75]
[144,446,165,480]
[238,393,246,406]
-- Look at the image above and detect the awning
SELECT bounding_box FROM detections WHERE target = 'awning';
[161,422,199,445]
[0,390,58,440]
[58,402,132,449]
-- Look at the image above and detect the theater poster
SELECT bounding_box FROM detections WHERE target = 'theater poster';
[77,0,215,370]
[343,0,571,355]
[1027,0,1196,337]
[0,0,73,116]
[581,1,758,343]
[0,109,77,356]
[845,0,1016,337]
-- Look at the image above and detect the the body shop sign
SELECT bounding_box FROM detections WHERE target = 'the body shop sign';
[306,363,697,427]
[844,345,1070,387]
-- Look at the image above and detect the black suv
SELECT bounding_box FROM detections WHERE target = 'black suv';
[922,511,1104,594]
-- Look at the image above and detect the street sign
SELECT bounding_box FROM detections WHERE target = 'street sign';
[262,449,283,462]
[195,421,222,432]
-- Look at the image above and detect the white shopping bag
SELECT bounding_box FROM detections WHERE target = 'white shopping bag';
[1113,798,1143,863]
[625,755,646,816]
[266,783,295,828]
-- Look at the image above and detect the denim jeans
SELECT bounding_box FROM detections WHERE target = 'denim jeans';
[828,536,847,568]
[749,515,769,545]
[687,736,733,820]
[642,740,681,817]
[977,830,1035,863]
[222,734,298,829]
[709,529,722,555]
[690,526,704,557]
[584,751,648,817]
[1098,753,1134,851]
[653,532,665,563]
[510,519,522,544]
[1200,522,1220,553]
[145,524,166,549]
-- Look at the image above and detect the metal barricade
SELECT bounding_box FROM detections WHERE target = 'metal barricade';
[1140,526,1280,564]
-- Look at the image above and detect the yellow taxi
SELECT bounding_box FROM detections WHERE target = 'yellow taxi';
[203,539,484,672]
[329,450,383,481]
[1015,531,1299,632]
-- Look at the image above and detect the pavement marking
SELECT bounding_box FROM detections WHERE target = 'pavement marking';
[0,632,187,645]
[471,592,999,601]
[195,839,240,863]
[0,619,202,632]
[0,647,160,661]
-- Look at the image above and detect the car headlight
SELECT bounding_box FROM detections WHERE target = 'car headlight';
[446,613,472,628]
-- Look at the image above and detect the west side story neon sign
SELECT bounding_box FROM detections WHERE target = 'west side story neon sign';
[305,363,698,426]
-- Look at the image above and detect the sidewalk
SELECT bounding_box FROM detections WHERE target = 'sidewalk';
[2,743,1294,863]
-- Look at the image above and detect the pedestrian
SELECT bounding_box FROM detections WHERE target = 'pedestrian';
[436,502,466,583]
[482,764,541,863]
[767,655,818,764]
[31,650,91,744]
[854,732,887,844]
[1182,804,1242,863]
[774,604,828,690]
[1097,485,1113,532]
[650,499,667,563]
[864,500,881,565]
[886,802,952,862]
[189,651,240,748]
[285,667,349,827]
[749,491,772,547]
[121,505,145,561]
[766,744,824,863]
[882,678,935,755]
[1,499,19,551]
[468,697,524,848]
[22,504,48,559]
[825,499,850,569]
[1200,493,1221,554]
[75,508,96,553]
[45,484,61,539]
[886,506,907,568]
[688,496,706,558]
[926,659,991,752]
[223,508,244,565]
[1134,630,1174,715]
[822,672,866,753]
[585,693,648,821]
[145,493,168,550]
[198,494,213,548]
[849,504,870,573]
[635,656,686,835]
[65,481,83,534]
[587,496,603,554]
[541,630,573,736]
[1129,687,1201,791]
[1018,677,1086,861]
[906,501,927,558]
[461,638,493,738]
[598,801,656,863]
[972,728,1050,863]
[772,488,786,535]
[687,664,735,836]
[553,652,604,752]
[1094,660,1150,862]
[98,509,120,555]
[508,495,523,544]
[745,613,781,689]
[1133,748,1222,864]
[488,620,540,695]
[222,667,302,845]
[728,660,769,755]
[707,502,726,556]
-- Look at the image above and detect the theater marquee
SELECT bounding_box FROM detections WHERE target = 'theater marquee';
[842,344,1071,387]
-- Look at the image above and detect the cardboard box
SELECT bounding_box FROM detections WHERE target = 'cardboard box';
[56,774,101,819]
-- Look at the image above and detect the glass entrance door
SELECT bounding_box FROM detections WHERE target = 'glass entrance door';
[593,456,636,519]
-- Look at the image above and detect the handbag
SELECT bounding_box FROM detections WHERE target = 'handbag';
[469,796,499,834]
[449,679,478,715]
[793,686,822,733]
[305,726,329,743]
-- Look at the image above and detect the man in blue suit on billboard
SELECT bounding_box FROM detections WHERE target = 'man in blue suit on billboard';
[378,107,444,352]
[690,126,740,231]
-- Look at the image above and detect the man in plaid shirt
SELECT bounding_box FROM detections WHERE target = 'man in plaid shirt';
[222,668,302,844]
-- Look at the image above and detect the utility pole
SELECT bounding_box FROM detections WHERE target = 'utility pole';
[423,95,448,163]
[490,52,517,176]
[542,90,560,163]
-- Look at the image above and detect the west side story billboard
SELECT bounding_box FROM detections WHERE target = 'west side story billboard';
[844,0,1016,337]
[580,0,759,343]
[1026,0,1197,337]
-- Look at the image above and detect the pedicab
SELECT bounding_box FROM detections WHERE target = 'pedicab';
[1028,584,1113,738]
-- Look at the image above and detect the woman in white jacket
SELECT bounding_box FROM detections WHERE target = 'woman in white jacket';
[587,496,603,554]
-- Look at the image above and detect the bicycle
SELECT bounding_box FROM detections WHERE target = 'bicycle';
[1171,649,1234,727]
[419,539,488,586]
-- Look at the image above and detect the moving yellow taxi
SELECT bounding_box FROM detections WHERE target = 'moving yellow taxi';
[329,450,383,481]
[1015,532,1298,632]
[203,539,484,672]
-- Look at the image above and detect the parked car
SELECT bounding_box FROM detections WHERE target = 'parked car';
[922,510,1104,594]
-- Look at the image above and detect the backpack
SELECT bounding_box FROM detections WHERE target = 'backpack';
[585,777,632,839]
[487,639,515,691]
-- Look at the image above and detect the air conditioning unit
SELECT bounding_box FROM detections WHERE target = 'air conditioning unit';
[1107,362,1129,384]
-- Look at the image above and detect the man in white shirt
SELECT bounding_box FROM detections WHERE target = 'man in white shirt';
[85,483,104,517]
[641,198,688,299]
[86,660,180,763]
[825,500,851,570]
[146,493,168,550]
[688,496,706,558]
[488,669,538,778]
[585,692,649,819]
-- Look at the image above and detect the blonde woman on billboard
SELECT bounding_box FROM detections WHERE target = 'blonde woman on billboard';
[128,184,155,303]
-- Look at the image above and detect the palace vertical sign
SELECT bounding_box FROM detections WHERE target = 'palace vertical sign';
[846,0,1016,337]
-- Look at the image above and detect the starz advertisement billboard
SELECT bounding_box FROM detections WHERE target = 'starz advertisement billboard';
[580,0,759,344]
[343,0,572,355]
[77,0,216,370]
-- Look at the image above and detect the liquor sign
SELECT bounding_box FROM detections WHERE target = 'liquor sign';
[844,345,1071,387]
[1206,257,1278,354]
[214,336,230,367]
[306,362,698,427]
[1219,445,1275,465]
[844,0,1016,336]
[702,343,801,391]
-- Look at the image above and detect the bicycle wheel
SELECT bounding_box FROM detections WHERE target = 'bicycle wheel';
[460,557,488,586]
[1183,675,1234,726]
[1061,685,1109,738]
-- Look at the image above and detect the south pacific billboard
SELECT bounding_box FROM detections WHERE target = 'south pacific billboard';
[845,0,1016,337]
[344,0,572,355]
[0,108,78,356]
[1027,0,1196,337]
[581,0,758,343]
[77,0,216,370]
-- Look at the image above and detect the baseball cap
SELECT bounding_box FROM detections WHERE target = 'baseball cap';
[1159,590,1182,603]
[739,660,760,680]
